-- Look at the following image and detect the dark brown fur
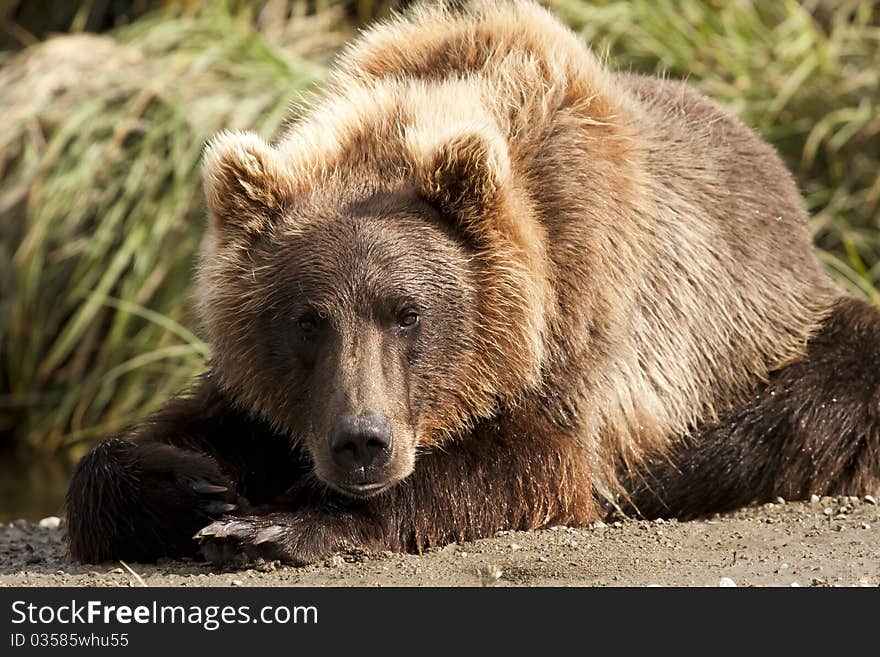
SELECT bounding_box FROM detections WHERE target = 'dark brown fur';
[66,1,880,564]
[623,297,880,519]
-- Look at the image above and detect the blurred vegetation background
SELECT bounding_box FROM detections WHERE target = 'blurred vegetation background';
[1,0,878,463]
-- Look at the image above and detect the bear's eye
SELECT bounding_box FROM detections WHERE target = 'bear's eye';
[298,313,318,335]
[397,308,420,330]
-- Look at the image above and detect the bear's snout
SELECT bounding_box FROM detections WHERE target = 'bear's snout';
[327,414,394,494]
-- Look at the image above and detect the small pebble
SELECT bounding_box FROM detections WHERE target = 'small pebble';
[38,516,61,530]
[862,523,871,530]
[823,507,834,516]
[775,497,786,505]
[591,521,607,529]
[810,494,821,503]
[509,543,522,551]
[231,579,243,587]
[718,577,737,587]
[864,495,877,505]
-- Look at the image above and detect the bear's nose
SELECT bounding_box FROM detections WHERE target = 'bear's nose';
[328,414,393,472]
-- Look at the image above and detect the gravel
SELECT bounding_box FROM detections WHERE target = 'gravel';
[1,498,878,587]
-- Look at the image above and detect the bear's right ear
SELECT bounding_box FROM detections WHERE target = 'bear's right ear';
[413,127,512,241]
[202,131,294,239]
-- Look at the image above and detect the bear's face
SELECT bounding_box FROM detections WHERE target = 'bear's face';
[198,129,550,497]
[251,195,475,496]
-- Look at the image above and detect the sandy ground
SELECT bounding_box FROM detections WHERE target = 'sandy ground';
[1,495,877,587]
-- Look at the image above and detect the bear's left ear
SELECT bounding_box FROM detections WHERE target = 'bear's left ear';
[414,128,512,239]
[202,131,294,239]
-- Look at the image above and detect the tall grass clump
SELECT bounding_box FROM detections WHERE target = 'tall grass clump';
[548,0,880,302]
[0,2,347,455]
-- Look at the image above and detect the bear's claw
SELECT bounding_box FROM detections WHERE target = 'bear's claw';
[200,501,238,515]
[194,514,333,567]
[194,519,248,539]
[253,526,286,545]
[192,481,229,495]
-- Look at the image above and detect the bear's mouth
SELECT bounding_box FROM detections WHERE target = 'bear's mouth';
[341,481,389,496]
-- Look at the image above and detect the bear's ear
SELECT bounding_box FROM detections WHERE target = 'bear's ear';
[415,129,511,239]
[202,131,293,238]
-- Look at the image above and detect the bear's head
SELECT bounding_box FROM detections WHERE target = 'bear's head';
[197,126,551,497]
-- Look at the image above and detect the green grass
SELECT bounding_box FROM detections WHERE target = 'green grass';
[1,0,878,456]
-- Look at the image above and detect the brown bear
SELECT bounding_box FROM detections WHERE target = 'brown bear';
[66,0,880,564]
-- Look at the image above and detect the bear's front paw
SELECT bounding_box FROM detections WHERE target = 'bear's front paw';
[194,512,348,567]
[67,438,243,562]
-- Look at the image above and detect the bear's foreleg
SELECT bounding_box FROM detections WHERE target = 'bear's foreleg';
[196,424,601,565]
[66,374,304,562]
